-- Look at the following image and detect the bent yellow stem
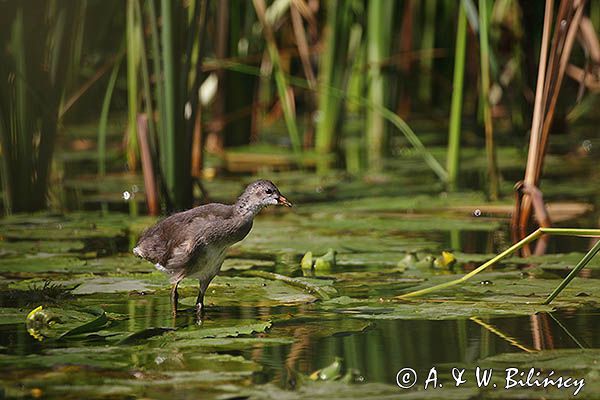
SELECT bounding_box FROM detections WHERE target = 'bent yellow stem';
[398,228,600,300]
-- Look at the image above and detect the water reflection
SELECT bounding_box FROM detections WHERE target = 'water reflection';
[251,309,595,387]
[1,292,598,391]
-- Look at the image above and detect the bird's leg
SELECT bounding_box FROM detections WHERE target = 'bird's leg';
[195,279,209,321]
[195,288,205,319]
[171,281,180,317]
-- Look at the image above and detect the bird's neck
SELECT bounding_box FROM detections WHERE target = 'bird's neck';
[234,195,264,218]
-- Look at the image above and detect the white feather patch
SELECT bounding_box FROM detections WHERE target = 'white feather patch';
[132,246,144,258]
[154,263,169,273]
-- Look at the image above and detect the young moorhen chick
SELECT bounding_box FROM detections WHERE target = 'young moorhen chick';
[133,180,292,318]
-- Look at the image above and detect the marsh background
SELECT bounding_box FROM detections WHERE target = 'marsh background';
[1,0,600,399]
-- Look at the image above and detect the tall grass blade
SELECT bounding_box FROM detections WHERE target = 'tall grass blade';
[146,0,166,166]
[126,0,141,170]
[160,0,177,205]
[98,52,123,178]
[447,3,467,191]
[0,2,84,213]
[478,0,500,200]
[253,0,302,157]
[214,60,447,181]
[366,0,394,171]
[418,0,437,103]
[134,0,157,156]
[98,52,123,213]
[315,0,354,172]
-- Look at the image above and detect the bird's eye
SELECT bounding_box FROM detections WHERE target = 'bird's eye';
[265,188,273,195]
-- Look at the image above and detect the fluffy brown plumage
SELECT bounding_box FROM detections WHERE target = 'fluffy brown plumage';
[133,180,291,318]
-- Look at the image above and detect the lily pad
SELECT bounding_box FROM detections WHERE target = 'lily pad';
[0,307,29,325]
[0,240,85,258]
[0,256,86,274]
[341,301,555,320]
[72,277,160,294]
[24,305,110,341]
[180,276,320,307]
[148,319,294,352]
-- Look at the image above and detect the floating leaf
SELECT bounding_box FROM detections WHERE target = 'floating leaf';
[24,306,110,340]
[310,357,343,381]
[314,248,337,271]
[301,251,314,270]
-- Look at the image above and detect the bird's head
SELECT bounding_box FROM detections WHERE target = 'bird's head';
[237,180,292,215]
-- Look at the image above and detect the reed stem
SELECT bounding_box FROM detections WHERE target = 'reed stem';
[447,3,467,191]
[478,0,500,200]
[544,239,600,304]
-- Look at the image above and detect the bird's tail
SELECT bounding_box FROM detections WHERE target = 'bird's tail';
[132,246,144,258]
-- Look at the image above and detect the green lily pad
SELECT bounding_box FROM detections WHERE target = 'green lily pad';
[167,319,272,339]
[0,346,131,370]
[0,307,29,325]
[25,305,110,341]
[149,319,293,352]
[179,276,320,307]
[341,301,555,320]
[0,256,86,274]
[0,240,85,258]
[456,272,600,307]
[72,277,160,294]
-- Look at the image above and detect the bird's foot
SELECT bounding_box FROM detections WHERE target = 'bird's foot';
[170,282,180,318]
[194,302,205,324]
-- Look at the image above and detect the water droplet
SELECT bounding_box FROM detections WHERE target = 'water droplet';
[480,280,493,285]
[313,110,322,123]
[473,209,482,217]
[123,191,131,201]
[184,102,192,120]
[582,140,592,152]
[238,37,249,55]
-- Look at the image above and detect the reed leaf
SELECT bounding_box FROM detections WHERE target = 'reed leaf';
[253,0,302,157]
[209,60,447,181]
[0,1,84,213]
[478,0,500,200]
[446,3,467,191]
[126,0,141,172]
[418,0,437,104]
[315,0,356,172]
[98,52,124,178]
[366,0,395,171]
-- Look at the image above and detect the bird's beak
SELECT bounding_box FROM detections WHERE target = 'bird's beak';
[277,194,292,207]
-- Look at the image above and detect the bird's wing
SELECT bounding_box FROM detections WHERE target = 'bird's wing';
[165,235,206,269]
[135,203,234,269]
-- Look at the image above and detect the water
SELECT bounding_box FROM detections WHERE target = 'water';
[2,291,597,397]
[1,173,600,398]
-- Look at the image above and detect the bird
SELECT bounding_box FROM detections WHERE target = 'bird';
[133,180,292,319]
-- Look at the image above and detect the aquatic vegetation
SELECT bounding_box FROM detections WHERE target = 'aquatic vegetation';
[1,281,77,306]
[0,183,599,399]
[399,228,600,302]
